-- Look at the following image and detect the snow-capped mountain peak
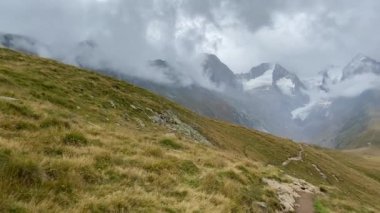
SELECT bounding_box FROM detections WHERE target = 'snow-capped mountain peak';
[237,63,276,80]
[341,54,380,80]
[237,63,276,91]
[237,63,305,96]
[315,65,344,92]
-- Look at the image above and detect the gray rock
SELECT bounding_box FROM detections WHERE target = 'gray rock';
[150,110,210,145]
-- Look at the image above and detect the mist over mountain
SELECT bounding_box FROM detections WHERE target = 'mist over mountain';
[202,54,241,90]
[2,32,380,149]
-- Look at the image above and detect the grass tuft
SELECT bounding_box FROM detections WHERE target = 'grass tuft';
[159,139,182,150]
[220,170,245,184]
[178,160,199,175]
[1,155,42,186]
[314,200,329,213]
[1,121,37,131]
[62,132,88,146]
[0,101,39,119]
[43,147,64,156]
[40,118,70,129]
[144,146,164,157]
[201,173,222,193]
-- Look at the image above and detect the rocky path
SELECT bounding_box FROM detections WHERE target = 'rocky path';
[279,144,316,212]
[263,175,318,212]
[295,191,314,213]
[282,144,304,166]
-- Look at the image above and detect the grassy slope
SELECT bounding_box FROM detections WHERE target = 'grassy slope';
[0,48,379,212]
[340,148,380,183]
[336,104,380,149]
[346,110,380,148]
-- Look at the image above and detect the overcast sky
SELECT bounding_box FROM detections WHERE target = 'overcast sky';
[1,0,380,77]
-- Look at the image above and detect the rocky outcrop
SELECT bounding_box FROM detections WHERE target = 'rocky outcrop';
[150,110,210,145]
[263,175,319,212]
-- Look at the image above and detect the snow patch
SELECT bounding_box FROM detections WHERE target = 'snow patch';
[292,73,380,121]
[326,66,343,83]
[291,103,315,121]
[242,67,274,90]
[342,54,380,79]
[291,99,331,120]
[276,77,295,96]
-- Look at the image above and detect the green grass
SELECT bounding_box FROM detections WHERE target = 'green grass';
[40,118,70,129]
[314,200,329,213]
[1,120,37,131]
[0,101,39,119]
[62,132,88,146]
[178,160,199,175]
[159,139,183,150]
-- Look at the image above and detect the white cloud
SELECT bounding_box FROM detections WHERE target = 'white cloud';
[242,65,274,90]
[292,73,380,120]
[276,78,295,96]
[0,0,380,78]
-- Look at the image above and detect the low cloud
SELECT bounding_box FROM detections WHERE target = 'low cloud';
[292,73,380,120]
[1,0,380,79]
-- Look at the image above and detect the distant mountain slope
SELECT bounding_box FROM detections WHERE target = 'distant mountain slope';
[237,63,306,96]
[342,54,380,80]
[333,92,380,149]
[202,53,241,89]
[1,48,380,212]
[100,58,266,131]
[295,55,380,148]
[126,77,264,130]
[235,63,309,138]
[294,89,380,149]
[0,32,50,56]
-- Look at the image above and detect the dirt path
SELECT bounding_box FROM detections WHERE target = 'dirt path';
[312,164,327,180]
[295,191,314,213]
[282,144,304,166]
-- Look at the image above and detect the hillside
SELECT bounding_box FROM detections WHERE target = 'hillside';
[334,100,380,149]
[0,48,380,212]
